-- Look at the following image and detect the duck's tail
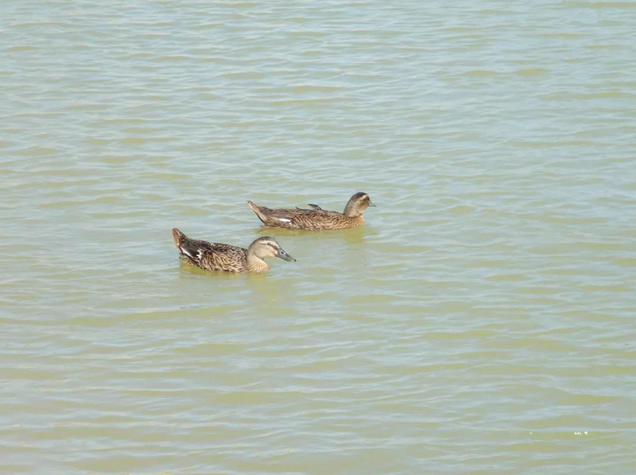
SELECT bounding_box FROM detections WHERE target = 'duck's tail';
[172,228,186,247]
[247,200,270,224]
[172,228,198,259]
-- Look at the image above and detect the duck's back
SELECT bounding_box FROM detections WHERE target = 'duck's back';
[173,228,248,272]
[248,202,362,230]
[198,243,248,272]
[287,208,362,230]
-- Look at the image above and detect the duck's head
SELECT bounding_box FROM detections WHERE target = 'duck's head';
[249,236,296,262]
[343,192,376,217]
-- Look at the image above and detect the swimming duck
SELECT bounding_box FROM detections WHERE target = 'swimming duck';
[247,192,376,231]
[172,228,295,273]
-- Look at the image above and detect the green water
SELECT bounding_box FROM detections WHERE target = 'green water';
[1,0,635,473]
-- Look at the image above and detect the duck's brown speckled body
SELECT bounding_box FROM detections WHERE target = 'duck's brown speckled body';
[172,228,295,273]
[247,192,375,231]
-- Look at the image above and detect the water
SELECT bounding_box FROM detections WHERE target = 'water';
[1,0,635,473]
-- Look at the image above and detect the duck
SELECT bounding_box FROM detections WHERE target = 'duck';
[247,192,376,231]
[172,228,295,273]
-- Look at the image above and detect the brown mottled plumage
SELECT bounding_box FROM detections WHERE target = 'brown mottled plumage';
[172,228,295,273]
[247,192,376,231]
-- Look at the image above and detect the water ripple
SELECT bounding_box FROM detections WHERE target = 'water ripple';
[1,0,635,473]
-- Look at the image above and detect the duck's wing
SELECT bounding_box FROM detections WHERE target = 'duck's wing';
[172,228,247,272]
[307,203,323,210]
[196,243,248,272]
[173,229,215,259]
[248,200,302,227]
[288,209,346,229]
[248,200,348,230]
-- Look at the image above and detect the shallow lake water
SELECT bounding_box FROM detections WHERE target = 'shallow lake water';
[1,1,635,473]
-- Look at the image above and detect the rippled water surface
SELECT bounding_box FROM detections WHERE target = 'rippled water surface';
[2,0,635,473]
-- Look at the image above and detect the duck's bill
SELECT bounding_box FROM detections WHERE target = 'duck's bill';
[368,200,377,207]
[277,248,296,262]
